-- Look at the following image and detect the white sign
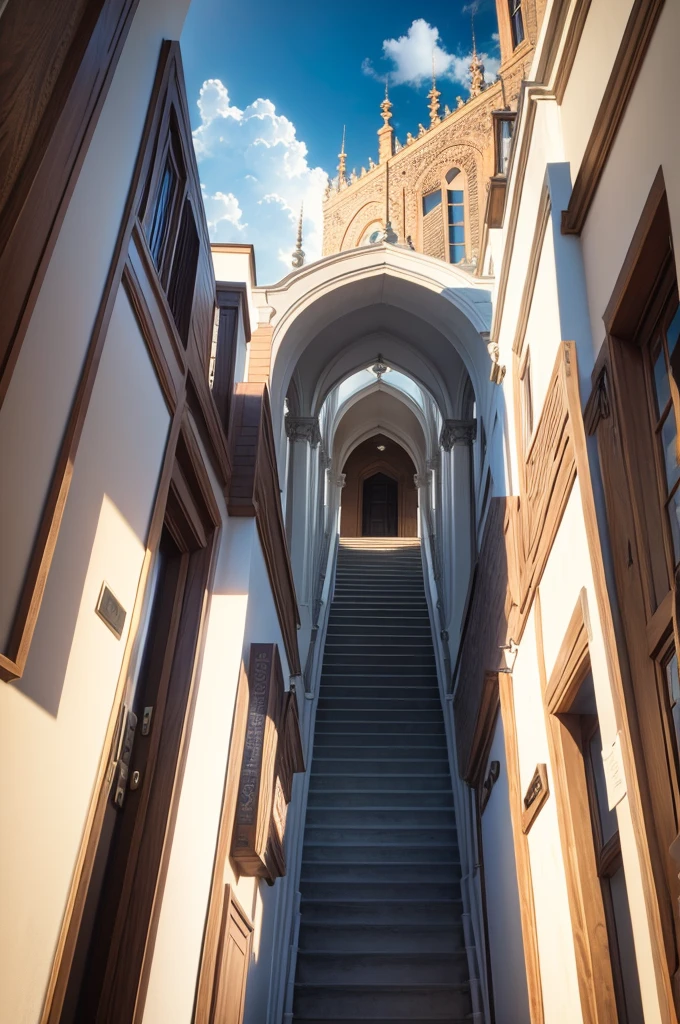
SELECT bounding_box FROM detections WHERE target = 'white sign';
[602,732,627,811]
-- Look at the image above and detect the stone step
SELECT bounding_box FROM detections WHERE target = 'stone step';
[311,758,449,775]
[311,747,448,764]
[300,859,460,883]
[305,807,456,828]
[303,825,457,845]
[302,843,459,864]
[299,880,461,903]
[314,709,443,724]
[312,729,445,746]
[299,898,463,926]
[306,789,452,809]
[295,950,469,986]
[313,720,445,735]
[297,922,464,953]
[309,772,453,793]
[293,982,472,1019]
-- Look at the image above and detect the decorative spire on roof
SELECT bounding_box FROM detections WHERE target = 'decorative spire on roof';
[291,203,305,268]
[378,77,394,164]
[428,53,441,126]
[337,125,347,189]
[469,14,486,98]
[380,78,393,127]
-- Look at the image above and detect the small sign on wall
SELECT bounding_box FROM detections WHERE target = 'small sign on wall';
[521,763,550,834]
[95,582,126,639]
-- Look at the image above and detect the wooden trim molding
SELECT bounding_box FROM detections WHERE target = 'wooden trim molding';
[228,383,302,675]
[562,0,665,235]
[0,0,140,407]
[208,886,254,1024]
[544,589,591,714]
[498,673,546,1023]
[453,497,521,776]
[535,590,619,1023]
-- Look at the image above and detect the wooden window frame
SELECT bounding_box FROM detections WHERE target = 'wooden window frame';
[0,0,140,409]
[535,589,619,1023]
[493,110,517,177]
[0,42,222,685]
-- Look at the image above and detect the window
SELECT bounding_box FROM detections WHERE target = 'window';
[494,113,516,176]
[422,190,442,216]
[508,0,525,48]
[359,221,383,245]
[167,198,199,346]
[647,296,680,562]
[148,155,178,269]
[146,125,185,281]
[446,170,465,264]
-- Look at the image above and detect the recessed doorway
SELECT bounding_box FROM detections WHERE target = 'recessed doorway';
[362,472,398,536]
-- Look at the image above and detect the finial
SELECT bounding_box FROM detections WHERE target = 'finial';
[380,77,393,127]
[427,51,441,126]
[469,12,485,98]
[291,203,305,268]
[337,125,347,189]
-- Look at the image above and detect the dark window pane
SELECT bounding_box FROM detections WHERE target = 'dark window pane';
[422,190,442,215]
[450,244,465,263]
[448,189,464,204]
[652,336,670,416]
[667,303,680,358]
[148,158,177,269]
[509,0,525,46]
[661,411,680,491]
[167,199,199,346]
[668,487,680,562]
[666,652,680,706]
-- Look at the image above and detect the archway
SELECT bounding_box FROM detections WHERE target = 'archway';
[340,433,417,537]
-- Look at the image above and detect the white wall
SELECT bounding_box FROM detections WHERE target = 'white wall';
[481,719,531,1024]
[0,287,170,1024]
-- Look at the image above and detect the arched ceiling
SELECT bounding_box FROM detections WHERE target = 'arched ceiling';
[253,244,493,427]
[331,387,428,474]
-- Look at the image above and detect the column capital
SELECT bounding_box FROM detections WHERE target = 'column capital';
[414,470,432,489]
[285,415,322,447]
[329,472,346,488]
[319,448,332,470]
[427,453,441,472]
[440,419,477,450]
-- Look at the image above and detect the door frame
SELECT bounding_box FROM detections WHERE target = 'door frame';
[41,411,221,1023]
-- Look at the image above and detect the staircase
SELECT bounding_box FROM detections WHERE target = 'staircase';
[293,538,472,1024]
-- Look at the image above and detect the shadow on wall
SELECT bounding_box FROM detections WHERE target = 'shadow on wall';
[340,433,417,538]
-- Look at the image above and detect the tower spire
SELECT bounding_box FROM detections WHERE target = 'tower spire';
[377,77,394,164]
[468,12,486,98]
[337,126,347,189]
[427,52,441,126]
[291,203,305,268]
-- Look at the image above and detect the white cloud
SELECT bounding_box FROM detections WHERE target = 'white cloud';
[363,18,499,90]
[193,79,328,284]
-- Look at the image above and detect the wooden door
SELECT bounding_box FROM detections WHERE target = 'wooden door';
[61,455,216,1023]
[362,472,398,536]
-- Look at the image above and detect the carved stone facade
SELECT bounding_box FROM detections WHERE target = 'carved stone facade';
[322,40,534,265]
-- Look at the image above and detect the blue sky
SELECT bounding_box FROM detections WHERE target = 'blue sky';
[180,0,500,283]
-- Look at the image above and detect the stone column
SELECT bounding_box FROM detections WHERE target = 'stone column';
[285,416,321,623]
[440,419,476,644]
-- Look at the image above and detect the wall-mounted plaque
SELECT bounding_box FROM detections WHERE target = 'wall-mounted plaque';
[95,582,126,639]
[231,644,304,884]
[521,763,549,834]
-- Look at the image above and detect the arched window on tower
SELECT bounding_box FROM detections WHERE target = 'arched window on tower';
[446,169,465,264]
[508,0,525,48]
